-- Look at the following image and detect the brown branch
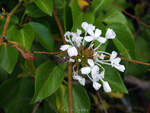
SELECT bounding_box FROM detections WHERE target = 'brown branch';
[53,8,66,44]
[0,3,21,45]
[113,1,150,28]
[32,100,42,113]
[68,62,73,113]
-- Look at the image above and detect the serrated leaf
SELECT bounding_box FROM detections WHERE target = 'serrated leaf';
[103,65,128,93]
[31,60,64,103]
[108,23,135,59]
[90,0,113,13]
[0,44,18,74]
[13,24,34,50]
[33,0,53,16]
[63,85,91,113]
[71,0,94,32]
[29,22,54,52]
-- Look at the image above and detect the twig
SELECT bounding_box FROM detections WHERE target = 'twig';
[68,62,73,113]
[53,8,66,44]
[32,100,42,113]
[0,3,21,45]
[113,1,150,28]
[97,92,108,113]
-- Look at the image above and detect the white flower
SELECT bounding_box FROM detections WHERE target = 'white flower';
[69,58,75,62]
[110,51,125,72]
[97,71,105,79]
[73,75,85,86]
[93,81,101,90]
[84,28,107,43]
[60,45,78,57]
[81,59,99,79]
[81,22,95,31]
[99,54,105,59]
[102,81,111,92]
[71,29,83,47]
[106,28,116,39]
[64,31,72,42]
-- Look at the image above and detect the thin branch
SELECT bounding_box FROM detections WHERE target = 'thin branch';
[32,100,42,113]
[97,92,108,113]
[53,8,66,44]
[68,62,73,113]
[113,1,150,28]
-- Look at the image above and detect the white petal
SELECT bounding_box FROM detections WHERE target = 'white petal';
[88,24,95,31]
[97,37,107,44]
[84,36,94,42]
[77,29,82,35]
[93,81,101,90]
[60,45,70,51]
[73,75,85,86]
[106,28,116,39]
[69,58,75,62]
[87,28,94,37]
[98,71,105,79]
[99,54,105,59]
[95,29,101,37]
[110,51,117,61]
[88,59,95,67]
[81,22,88,30]
[64,31,71,42]
[113,57,121,65]
[81,67,91,74]
[114,64,125,72]
[103,81,111,92]
[67,47,78,57]
[91,66,99,79]
[78,59,81,62]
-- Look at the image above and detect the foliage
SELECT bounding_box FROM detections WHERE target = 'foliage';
[0,0,150,113]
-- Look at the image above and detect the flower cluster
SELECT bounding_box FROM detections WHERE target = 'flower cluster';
[60,22,125,92]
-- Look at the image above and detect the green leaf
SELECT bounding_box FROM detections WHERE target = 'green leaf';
[29,22,54,52]
[63,85,91,113]
[64,2,73,32]
[108,23,135,59]
[33,0,53,16]
[0,77,34,113]
[135,36,150,62]
[0,67,8,84]
[31,60,64,103]
[0,44,18,74]
[103,65,128,93]
[71,0,94,32]
[25,3,47,18]
[103,8,127,25]
[90,0,113,13]
[13,24,34,50]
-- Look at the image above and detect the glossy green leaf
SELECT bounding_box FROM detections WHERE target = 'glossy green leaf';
[0,77,34,113]
[47,84,67,113]
[33,0,53,16]
[63,85,91,113]
[103,65,128,93]
[64,2,73,32]
[13,24,34,50]
[71,0,94,32]
[29,22,54,52]
[90,0,113,13]
[0,44,18,74]
[31,60,64,103]
[25,3,47,18]
[0,67,8,84]
[108,23,135,59]
[103,8,127,25]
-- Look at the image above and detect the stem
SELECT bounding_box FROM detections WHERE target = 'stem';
[32,100,42,113]
[19,12,26,25]
[1,3,21,37]
[68,62,73,113]
[53,8,66,44]
[105,56,150,66]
